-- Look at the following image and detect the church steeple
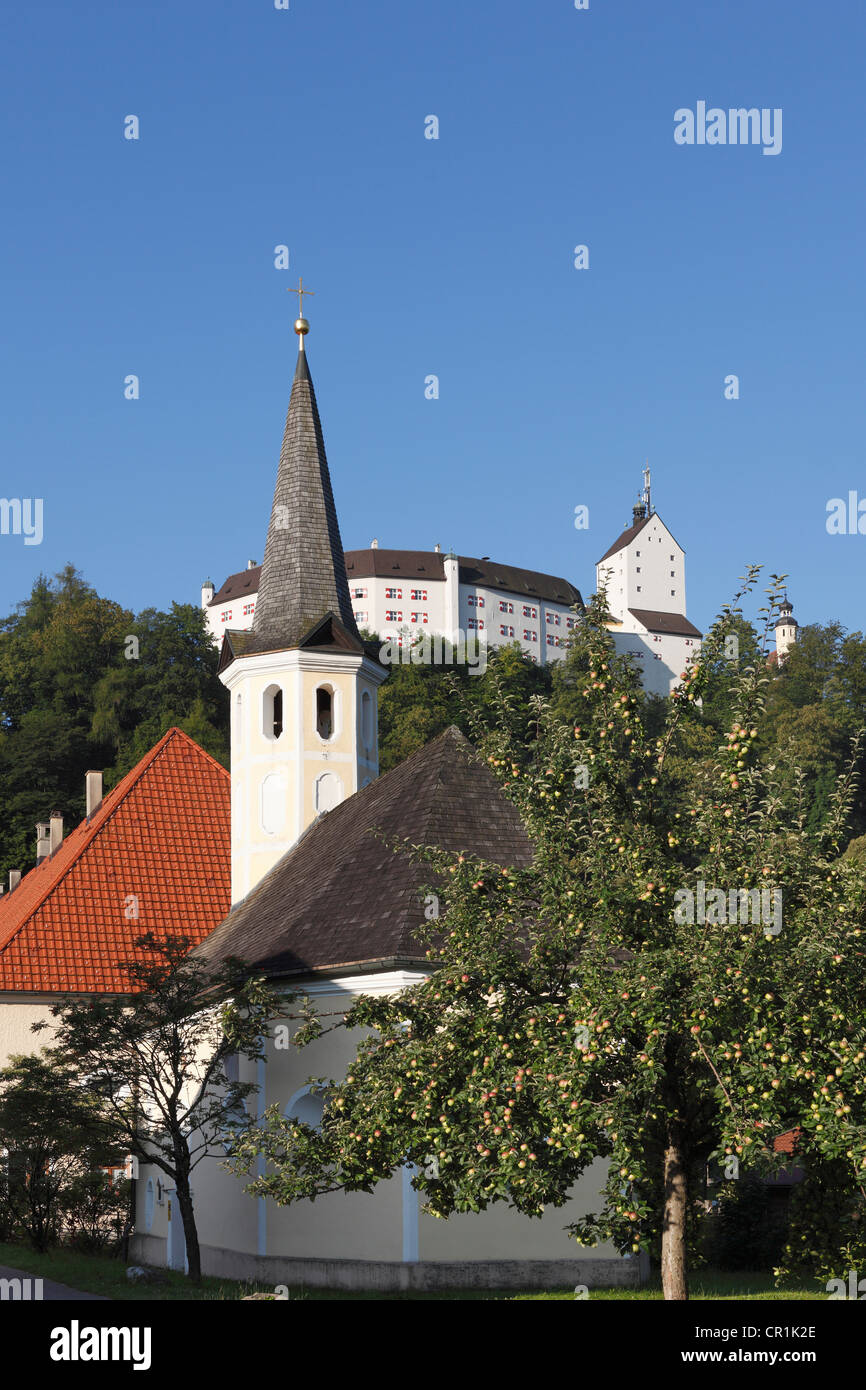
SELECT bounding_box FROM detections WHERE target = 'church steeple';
[249,300,359,653]
[219,291,386,905]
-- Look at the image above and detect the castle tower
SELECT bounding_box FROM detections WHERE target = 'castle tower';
[595,467,702,697]
[219,295,386,904]
[774,595,799,663]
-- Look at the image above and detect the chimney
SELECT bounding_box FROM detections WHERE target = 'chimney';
[9,870,21,892]
[434,543,441,553]
[247,559,257,570]
[49,811,63,856]
[36,822,50,863]
[370,538,379,549]
[86,770,103,818]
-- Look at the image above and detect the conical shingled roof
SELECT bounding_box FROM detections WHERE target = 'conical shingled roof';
[245,344,360,654]
[194,726,534,982]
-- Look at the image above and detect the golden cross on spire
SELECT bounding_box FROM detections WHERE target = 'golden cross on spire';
[288,277,315,319]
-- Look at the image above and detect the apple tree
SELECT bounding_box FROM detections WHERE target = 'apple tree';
[227,573,866,1299]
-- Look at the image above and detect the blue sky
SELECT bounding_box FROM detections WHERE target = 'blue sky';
[1,0,864,639]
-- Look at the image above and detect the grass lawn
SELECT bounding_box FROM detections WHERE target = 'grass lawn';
[0,1245,828,1300]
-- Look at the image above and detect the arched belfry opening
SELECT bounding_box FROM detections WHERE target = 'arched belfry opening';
[263,684,283,741]
[316,686,333,740]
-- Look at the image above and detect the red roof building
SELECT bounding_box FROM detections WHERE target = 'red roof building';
[0,729,230,995]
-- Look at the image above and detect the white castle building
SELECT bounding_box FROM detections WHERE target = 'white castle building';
[202,549,583,668]
[200,422,796,696]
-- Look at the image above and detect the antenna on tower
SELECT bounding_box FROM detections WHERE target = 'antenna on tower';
[643,461,653,516]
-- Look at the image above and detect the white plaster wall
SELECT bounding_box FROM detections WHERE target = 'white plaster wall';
[597,515,685,622]
[135,975,624,1272]
[418,1156,619,1261]
[610,629,699,697]
[0,999,58,1071]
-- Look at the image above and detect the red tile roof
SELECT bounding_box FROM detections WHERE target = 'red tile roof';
[773,1127,802,1156]
[0,729,230,994]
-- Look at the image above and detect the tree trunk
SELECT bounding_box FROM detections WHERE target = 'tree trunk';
[661,1125,689,1300]
[175,1172,202,1284]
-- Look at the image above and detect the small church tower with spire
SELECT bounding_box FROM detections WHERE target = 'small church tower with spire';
[774,594,798,664]
[219,292,387,904]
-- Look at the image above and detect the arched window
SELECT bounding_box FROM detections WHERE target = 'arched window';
[234,693,243,747]
[145,1178,155,1231]
[263,684,283,741]
[361,689,373,746]
[221,1057,247,1154]
[221,1101,247,1154]
[286,1085,329,1131]
[316,686,333,740]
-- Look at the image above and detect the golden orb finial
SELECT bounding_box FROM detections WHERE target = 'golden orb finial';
[288,277,315,340]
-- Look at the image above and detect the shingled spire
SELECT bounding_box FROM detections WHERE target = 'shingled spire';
[247,313,360,653]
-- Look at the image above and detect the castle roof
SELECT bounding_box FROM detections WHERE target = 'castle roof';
[597,515,652,564]
[0,729,230,994]
[596,511,685,566]
[210,552,582,611]
[209,566,260,608]
[627,608,702,638]
[193,726,534,982]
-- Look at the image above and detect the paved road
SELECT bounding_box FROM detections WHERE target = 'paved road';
[0,1262,106,1301]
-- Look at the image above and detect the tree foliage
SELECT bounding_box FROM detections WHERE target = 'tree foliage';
[227,572,866,1300]
[36,934,285,1282]
[0,567,228,882]
[0,1051,124,1252]
[375,635,552,773]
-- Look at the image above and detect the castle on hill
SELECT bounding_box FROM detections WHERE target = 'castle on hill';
[201,465,797,696]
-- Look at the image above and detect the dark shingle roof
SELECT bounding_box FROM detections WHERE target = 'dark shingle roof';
[344,549,581,607]
[627,608,702,638]
[597,512,687,567]
[344,549,444,583]
[458,556,581,606]
[243,345,360,653]
[597,516,652,564]
[194,726,534,981]
[213,551,582,611]
[210,567,260,607]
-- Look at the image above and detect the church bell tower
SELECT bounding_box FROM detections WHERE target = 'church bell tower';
[219,289,386,904]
